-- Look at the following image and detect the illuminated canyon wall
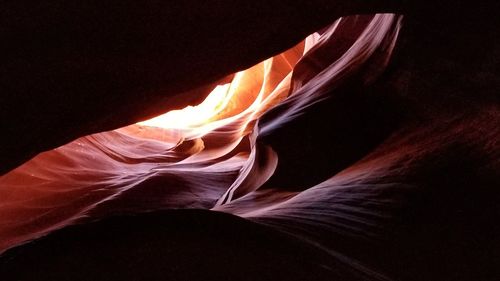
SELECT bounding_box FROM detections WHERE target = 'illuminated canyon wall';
[0,2,499,281]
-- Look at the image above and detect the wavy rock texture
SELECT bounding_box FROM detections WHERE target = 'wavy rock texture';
[0,3,499,281]
[0,0,401,174]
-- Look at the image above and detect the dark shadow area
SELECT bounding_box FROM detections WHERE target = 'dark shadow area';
[0,209,358,281]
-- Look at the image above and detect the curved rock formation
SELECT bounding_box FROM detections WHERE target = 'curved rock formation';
[0,2,499,281]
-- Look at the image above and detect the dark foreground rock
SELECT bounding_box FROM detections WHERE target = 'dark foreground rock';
[0,209,358,281]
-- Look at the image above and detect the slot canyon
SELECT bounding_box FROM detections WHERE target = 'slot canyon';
[0,1,499,280]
